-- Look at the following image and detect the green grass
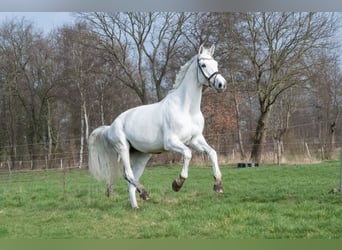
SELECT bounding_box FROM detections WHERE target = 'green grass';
[0,162,342,239]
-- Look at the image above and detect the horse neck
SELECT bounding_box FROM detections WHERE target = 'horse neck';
[173,61,203,113]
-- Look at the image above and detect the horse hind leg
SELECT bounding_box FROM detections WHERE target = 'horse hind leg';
[127,151,151,207]
[106,183,113,197]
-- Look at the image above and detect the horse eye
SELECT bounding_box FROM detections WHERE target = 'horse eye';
[201,64,206,68]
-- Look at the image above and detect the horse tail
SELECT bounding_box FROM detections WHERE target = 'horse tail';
[88,126,122,189]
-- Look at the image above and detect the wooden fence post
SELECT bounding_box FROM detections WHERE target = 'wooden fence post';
[7,160,11,174]
[340,140,342,191]
[305,142,312,162]
[45,156,48,169]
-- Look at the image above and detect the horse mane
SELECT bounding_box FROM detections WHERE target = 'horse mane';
[172,56,196,89]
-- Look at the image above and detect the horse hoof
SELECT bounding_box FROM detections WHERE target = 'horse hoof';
[139,190,150,200]
[172,176,186,192]
[106,188,113,197]
[172,180,182,192]
[213,183,224,193]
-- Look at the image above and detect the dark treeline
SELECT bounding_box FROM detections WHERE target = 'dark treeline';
[0,12,341,170]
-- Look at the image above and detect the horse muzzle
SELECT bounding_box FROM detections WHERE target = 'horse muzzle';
[212,74,227,93]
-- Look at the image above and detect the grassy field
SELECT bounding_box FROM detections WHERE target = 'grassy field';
[0,161,342,239]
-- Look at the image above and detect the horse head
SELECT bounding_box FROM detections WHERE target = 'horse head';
[197,44,227,93]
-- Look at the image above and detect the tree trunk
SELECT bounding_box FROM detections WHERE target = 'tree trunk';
[7,92,17,169]
[100,83,105,125]
[237,129,246,160]
[79,105,84,169]
[47,100,53,162]
[275,139,284,165]
[233,94,246,160]
[79,101,89,169]
[326,121,336,160]
[250,110,270,163]
[83,101,89,141]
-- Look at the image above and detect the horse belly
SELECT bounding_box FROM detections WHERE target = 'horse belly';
[123,108,165,154]
[126,129,164,153]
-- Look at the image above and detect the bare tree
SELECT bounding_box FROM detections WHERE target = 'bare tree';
[306,52,342,159]
[269,87,299,164]
[230,72,247,159]
[57,23,104,168]
[0,18,60,169]
[78,12,192,104]
[228,12,337,162]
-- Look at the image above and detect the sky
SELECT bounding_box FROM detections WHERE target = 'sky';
[1,0,342,12]
[0,12,341,62]
[0,12,76,34]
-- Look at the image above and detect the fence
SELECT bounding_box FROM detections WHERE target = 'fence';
[1,137,340,173]
[151,139,341,165]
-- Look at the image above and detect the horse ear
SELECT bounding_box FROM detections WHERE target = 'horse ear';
[198,44,204,55]
[210,44,215,56]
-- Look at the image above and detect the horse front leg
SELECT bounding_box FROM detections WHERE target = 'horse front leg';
[172,150,191,192]
[190,135,224,193]
[164,136,192,192]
